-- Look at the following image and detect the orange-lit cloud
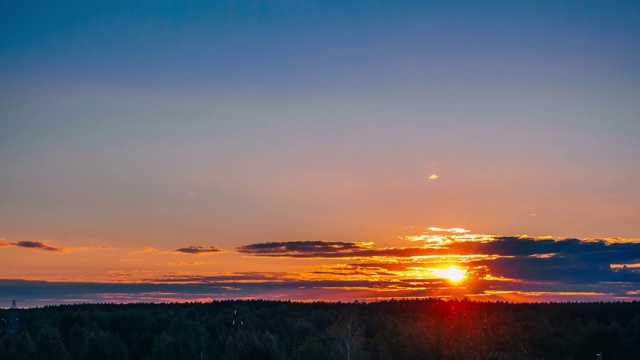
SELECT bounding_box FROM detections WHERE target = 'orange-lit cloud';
[70,245,112,251]
[132,247,164,254]
[233,232,640,295]
[427,227,470,233]
[164,261,210,266]
[3,230,640,306]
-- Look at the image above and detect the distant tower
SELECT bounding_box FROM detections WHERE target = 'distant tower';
[9,300,19,337]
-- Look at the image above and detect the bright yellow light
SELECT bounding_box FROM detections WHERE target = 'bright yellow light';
[433,266,466,282]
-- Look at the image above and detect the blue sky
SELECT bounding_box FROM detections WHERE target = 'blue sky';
[3,1,638,89]
[1,1,640,305]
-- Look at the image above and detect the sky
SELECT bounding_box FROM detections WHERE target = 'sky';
[1,0,640,307]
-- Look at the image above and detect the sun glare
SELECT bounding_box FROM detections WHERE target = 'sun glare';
[434,266,467,282]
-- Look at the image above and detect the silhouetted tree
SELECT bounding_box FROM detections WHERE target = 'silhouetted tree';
[331,310,366,360]
[36,327,68,360]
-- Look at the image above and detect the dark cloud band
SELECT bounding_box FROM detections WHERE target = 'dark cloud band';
[175,245,222,255]
[2,240,64,252]
[236,240,374,257]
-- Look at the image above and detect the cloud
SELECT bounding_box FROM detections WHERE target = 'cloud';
[398,235,640,286]
[4,231,640,305]
[4,240,65,252]
[69,245,112,251]
[234,236,640,294]
[1,238,112,252]
[140,272,289,284]
[175,245,223,255]
[465,252,640,285]
[456,236,640,263]
[3,255,640,307]
[95,270,294,284]
[428,227,470,234]
[236,237,640,276]
[15,241,61,251]
[132,247,163,254]
[164,261,210,266]
[236,240,380,258]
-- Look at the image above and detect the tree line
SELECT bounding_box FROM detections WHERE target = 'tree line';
[1,298,639,359]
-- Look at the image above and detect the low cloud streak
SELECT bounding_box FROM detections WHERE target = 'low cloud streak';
[175,245,223,255]
[3,232,640,306]
[2,240,65,252]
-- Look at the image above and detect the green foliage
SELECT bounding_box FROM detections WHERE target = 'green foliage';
[152,313,203,360]
[2,299,639,359]
[36,327,69,360]
[14,331,37,360]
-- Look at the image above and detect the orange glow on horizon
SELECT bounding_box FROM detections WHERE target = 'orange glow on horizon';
[5,226,640,305]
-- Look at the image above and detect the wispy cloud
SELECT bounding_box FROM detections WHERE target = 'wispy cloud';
[236,240,375,258]
[3,231,640,306]
[163,261,210,266]
[3,240,65,252]
[174,245,223,255]
[71,245,112,251]
[132,247,164,254]
[427,227,470,234]
[0,238,113,252]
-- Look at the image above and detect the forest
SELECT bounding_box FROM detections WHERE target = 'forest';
[1,298,639,359]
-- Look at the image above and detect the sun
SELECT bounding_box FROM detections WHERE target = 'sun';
[433,266,467,282]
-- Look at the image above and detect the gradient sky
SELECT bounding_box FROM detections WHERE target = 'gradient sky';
[1,1,640,307]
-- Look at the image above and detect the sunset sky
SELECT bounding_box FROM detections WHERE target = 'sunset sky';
[2,1,640,307]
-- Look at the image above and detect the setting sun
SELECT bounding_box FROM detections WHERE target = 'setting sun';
[434,266,467,282]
